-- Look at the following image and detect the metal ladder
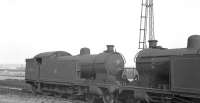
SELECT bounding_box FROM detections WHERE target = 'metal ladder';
[139,0,155,49]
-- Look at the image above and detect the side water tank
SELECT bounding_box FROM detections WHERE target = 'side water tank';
[187,35,200,49]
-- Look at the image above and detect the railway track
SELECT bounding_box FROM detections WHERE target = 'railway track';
[0,75,84,103]
[0,85,85,103]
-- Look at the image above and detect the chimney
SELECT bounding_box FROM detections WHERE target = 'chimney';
[148,40,158,48]
[106,45,114,53]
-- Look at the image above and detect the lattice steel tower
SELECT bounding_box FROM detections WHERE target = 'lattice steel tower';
[139,0,157,49]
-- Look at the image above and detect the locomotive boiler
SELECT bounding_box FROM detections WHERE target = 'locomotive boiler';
[25,45,125,103]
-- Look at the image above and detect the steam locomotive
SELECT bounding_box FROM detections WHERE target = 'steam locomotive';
[25,45,126,103]
[25,35,200,103]
[132,35,200,102]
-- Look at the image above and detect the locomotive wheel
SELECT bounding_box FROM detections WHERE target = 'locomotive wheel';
[134,99,149,103]
[87,95,104,103]
[125,99,134,103]
[103,94,114,103]
[31,85,37,94]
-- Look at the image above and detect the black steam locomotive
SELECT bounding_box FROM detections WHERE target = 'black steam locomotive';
[132,35,200,102]
[25,45,126,103]
[25,35,200,103]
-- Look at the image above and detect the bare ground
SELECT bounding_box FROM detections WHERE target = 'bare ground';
[0,87,72,103]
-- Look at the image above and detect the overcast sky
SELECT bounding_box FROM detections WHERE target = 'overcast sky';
[0,0,200,66]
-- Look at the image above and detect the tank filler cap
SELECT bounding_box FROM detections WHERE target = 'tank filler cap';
[187,35,200,49]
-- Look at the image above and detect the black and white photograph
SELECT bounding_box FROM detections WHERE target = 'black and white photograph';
[0,0,200,103]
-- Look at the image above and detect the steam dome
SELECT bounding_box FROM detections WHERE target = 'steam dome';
[187,35,200,49]
[80,47,90,55]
